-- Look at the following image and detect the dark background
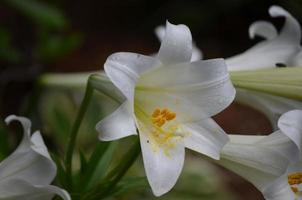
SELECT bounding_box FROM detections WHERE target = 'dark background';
[1,1,301,199]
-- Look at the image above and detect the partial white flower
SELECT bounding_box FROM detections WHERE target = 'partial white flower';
[226,5,301,71]
[218,110,302,200]
[96,21,235,196]
[155,25,203,61]
[0,115,70,200]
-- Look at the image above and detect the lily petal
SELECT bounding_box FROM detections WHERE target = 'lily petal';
[136,59,235,122]
[183,118,229,159]
[96,100,137,141]
[263,176,296,200]
[269,5,301,43]
[220,138,290,192]
[155,25,202,61]
[226,5,301,71]
[278,110,302,150]
[291,50,302,66]
[257,131,300,163]
[0,179,70,200]
[235,88,302,130]
[157,21,192,64]
[1,117,56,185]
[138,126,185,196]
[104,52,160,103]
[5,115,31,151]
[249,21,278,40]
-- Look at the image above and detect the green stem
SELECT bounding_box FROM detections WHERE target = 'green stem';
[83,138,141,200]
[65,79,94,189]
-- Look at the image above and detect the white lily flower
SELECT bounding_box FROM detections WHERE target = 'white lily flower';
[226,5,301,71]
[218,110,302,200]
[223,5,302,128]
[0,115,70,200]
[96,21,235,196]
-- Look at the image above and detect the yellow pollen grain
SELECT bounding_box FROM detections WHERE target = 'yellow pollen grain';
[166,112,176,121]
[152,108,161,118]
[291,187,299,193]
[288,172,302,188]
[151,108,177,127]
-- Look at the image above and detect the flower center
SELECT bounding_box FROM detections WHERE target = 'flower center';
[148,108,181,155]
[151,108,176,127]
[288,172,302,195]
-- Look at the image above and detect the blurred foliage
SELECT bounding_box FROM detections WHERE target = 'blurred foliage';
[1,0,82,65]
[5,0,67,29]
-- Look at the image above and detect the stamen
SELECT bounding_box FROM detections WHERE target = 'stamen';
[291,187,299,193]
[288,172,302,194]
[166,112,176,121]
[151,108,177,127]
[288,173,302,185]
[152,108,161,118]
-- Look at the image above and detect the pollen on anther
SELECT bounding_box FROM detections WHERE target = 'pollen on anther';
[152,109,161,117]
[166,112,176,120]
[288,172,302,187]
[151,108,177,127]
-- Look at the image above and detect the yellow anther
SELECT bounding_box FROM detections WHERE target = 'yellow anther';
[288,172,302,186]
[166,112,176,121]
[161,109,168,115]
[151,108,176,127]
[152,117,160,124]
[152,108,161,118]
[291,187,299,193]
[157,118,166,127]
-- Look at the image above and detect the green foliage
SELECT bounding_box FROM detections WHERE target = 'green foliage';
[0,28,22,63]
[5,0,67,29]
[37,31,83,62]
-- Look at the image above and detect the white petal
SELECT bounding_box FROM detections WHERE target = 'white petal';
[257,131,300,162]
[0,179,70,200]
[157,21,192,64]
[227,5,301,71]
[249,21,278,40]
[269,5,301,43]
[104,52,159,103]
[5,115,31,151]
[155,25,202,61]
[183,118,229,159]
[291,50,302,66]
[263,175,296,200]
[136,59,235,122]
[138,126,185,196]
[0,117,56,185]
[96,100,137,141]
[154,26,165,42]
[235,88,302,130]
[278,110,302,150]
[220,141,290,191]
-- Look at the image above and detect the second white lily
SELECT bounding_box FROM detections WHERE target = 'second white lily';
[218,110,302,200]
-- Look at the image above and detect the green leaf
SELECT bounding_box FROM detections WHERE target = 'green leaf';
[84,141,118,190]
[5,0,67,29]
[111,177,148,196]
[51,153,67,187]
[0,28,22,64]
[79,149,88,174]
[38,33,82,62]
